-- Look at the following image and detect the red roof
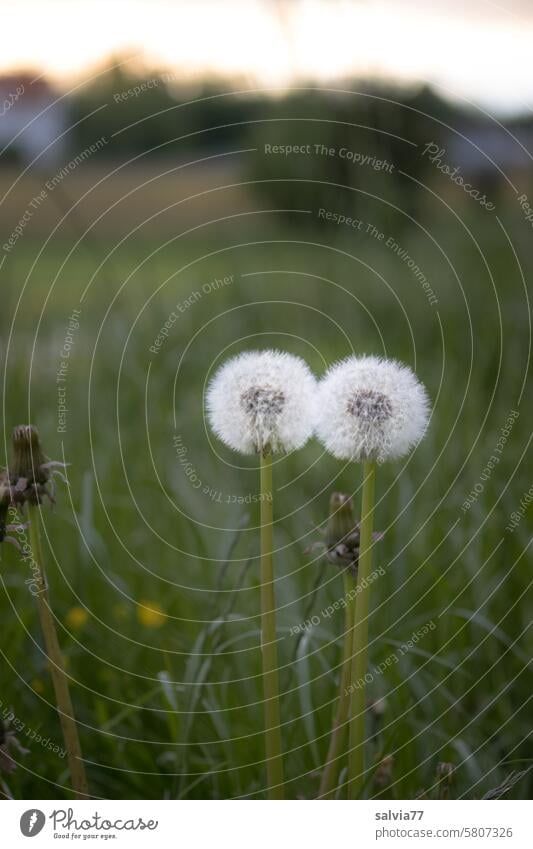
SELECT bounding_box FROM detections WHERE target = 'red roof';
[0,73,56,100]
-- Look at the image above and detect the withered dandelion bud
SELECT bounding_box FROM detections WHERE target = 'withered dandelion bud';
[9,425,66,506]
[308,492,383,577]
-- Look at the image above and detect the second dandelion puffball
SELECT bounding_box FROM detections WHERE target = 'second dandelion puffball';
[206,350,317,455]
[315,355,430,463]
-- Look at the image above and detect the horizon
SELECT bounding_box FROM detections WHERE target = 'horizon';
[1,0,532,117]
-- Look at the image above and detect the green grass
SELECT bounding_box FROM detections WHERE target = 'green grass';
[1,203,531,799]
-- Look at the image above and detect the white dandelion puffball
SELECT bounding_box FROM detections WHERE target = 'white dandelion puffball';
[315,355,430,463]
[207,350,317,455]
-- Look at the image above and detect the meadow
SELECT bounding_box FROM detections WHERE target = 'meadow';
[1,191,531,799]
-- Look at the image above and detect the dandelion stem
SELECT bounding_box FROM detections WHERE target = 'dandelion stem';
[259,450,284,799]
[28,503,89,799]
[348,460,376,799]
[319,569,355,798]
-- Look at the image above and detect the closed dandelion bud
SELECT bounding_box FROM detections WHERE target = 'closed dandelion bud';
[436,761,454,799]
[368,696,387,740]
[325,492,357,550]
[325,492,362,576]
[327,492,383,577]
[11,425,47,481]
[369,696,387,718]
[374,754,394,789]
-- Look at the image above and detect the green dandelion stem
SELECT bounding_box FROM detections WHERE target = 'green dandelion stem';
[28,503,89,799]
[348,460,376,799]
[319,569,355,799]
[259,450,284,799]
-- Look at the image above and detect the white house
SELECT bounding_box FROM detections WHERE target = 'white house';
[0,74,67,165]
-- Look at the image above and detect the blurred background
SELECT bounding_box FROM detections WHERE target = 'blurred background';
[0,0,531,801]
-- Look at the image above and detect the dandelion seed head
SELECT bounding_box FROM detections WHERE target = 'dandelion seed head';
[315,355,430,462]
[207,349,317,455]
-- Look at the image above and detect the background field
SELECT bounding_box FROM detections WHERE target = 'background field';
[1,77,532,800]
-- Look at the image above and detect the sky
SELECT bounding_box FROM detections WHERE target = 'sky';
[1,0,532,115]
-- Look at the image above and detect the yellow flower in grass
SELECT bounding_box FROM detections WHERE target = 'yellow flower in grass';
[65,606,89,630]
[137,600,167,628]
